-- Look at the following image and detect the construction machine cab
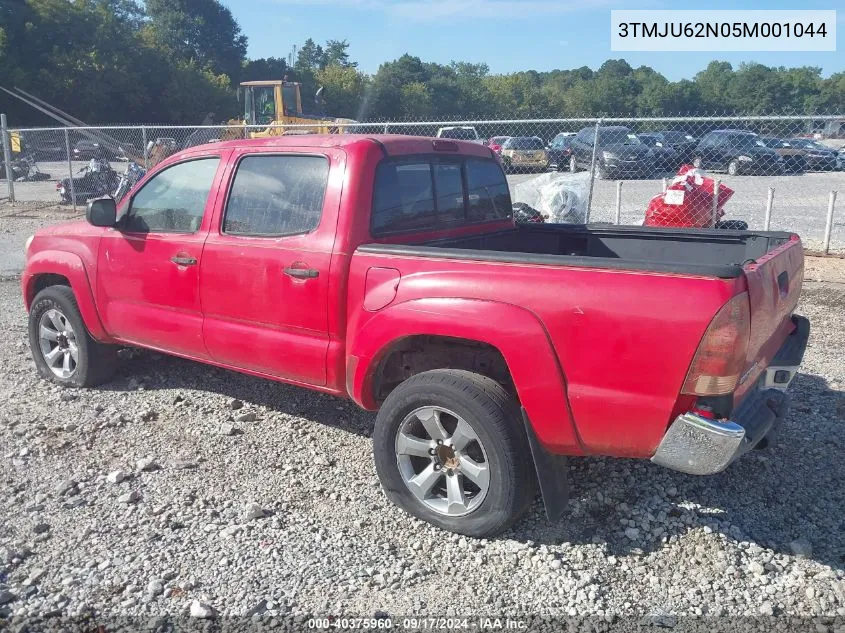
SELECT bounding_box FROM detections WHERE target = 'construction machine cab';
[241,80,303,125]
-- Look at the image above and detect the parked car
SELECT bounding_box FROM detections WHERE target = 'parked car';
[786,138,839,172]
[486,136,510,154]
[693,130,784,176]
[569,126,654,179]
[435,126,483,144]
[547,134,575,171]
[21,131,67,161]
[759,138,807,173]
[22,134,808,537]
[73,140,118,161]
[656,131,699,165]
[500,136,549,172]
[637,133,680,172]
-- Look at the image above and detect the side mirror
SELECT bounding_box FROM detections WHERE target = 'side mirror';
[87,197,117,227]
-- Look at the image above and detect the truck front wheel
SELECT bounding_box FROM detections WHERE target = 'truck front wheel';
[373,369,536,537]
[28,285,117,388]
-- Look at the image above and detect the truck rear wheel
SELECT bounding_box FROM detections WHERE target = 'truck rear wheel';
[373,369,536,537]
[28,285,117,388]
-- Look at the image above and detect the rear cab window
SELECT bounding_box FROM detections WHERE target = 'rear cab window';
[371,156,511,237]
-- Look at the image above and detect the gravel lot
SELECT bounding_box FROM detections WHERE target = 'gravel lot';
[0,265,843,628]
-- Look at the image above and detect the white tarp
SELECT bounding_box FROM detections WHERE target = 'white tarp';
[511,171,591,224]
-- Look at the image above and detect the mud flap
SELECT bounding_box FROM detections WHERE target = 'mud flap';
[521,408,569,522]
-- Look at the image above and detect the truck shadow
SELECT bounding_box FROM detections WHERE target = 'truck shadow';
[506,371,844,572]
[101,353,842,571]
[100,349,379,437]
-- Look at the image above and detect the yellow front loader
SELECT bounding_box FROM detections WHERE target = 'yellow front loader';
[223,80,357,139]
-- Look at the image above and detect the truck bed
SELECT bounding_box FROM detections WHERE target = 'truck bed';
[361,224,795,278]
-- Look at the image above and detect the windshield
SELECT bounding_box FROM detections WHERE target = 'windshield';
[761,138,786,148]
[789,139,814,149]
[729,134,765,148]
[440,128,478,140]
[791,139,828,151]
[247,86,277,125]
[598,128,640,145]
[504,137,545,150]
[661,131,695,143]
[637,135,660,147]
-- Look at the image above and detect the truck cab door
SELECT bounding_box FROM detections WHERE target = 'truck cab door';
[96,155,227,357]
[200,148,344,386]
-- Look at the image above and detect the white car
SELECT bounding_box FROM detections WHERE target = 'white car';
[435,126,484,144]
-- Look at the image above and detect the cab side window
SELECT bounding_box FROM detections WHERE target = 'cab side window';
[124,158,220,233]
[223,155,329,237]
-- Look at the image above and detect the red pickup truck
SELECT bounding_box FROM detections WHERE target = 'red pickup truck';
[22,135,809,537]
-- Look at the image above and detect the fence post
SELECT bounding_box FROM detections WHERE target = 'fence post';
[615,181,623,225]
[711,178,721,227]
[384,123,389,134]
[764,186,775,231]
[1,114,15,202]
[585,118,601,223]
[64,128,77,214]
[142,126,149,169]
[822,190,838,255]
[661,178,667,192]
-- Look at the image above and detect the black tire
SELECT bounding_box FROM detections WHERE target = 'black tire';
[28,285,117,388]
[373,369,536,537]
[715,220,748,231]
[727,159,740,176]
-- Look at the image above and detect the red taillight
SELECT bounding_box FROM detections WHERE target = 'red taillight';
[681,292,750,396]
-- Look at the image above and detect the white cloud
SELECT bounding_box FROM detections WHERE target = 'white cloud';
[263,0,615,21]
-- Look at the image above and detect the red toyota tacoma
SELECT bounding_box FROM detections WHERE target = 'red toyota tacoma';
[22,135,809,537]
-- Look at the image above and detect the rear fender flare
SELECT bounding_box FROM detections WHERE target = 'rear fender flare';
[349,297,584,454]
[23,250,110,342]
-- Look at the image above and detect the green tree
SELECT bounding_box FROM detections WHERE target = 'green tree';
[314,64,367,119]
[241,57,288,82]
[144,0,247,82]
[324,39,356,68]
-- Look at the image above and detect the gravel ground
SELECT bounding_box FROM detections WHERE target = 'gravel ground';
[0,271,843,629]
[0,203,81,274]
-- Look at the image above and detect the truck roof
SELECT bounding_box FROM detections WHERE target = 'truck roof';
[203,134,495,157]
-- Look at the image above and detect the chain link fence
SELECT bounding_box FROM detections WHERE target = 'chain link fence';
[2,113,844,253]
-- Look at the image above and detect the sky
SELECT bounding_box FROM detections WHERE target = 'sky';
[220,0,843,80]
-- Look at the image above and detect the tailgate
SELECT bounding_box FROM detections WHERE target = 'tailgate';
[739,235,804,396]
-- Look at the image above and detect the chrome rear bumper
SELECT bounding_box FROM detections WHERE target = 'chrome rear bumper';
[651,315,809,476]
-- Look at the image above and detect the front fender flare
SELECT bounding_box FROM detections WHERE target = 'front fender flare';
[22,250,110,342]
[349,297,584,455]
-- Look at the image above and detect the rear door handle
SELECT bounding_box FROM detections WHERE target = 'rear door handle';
[283,267,319,279]
[170,255,197,266]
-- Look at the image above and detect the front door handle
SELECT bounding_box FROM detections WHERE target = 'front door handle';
[283,266,319,279]
[170,255,197,266]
